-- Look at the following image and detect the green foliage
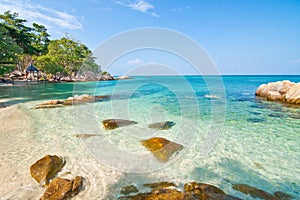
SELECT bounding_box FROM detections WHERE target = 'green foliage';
[0,23,23,65]
[43,37,99,76]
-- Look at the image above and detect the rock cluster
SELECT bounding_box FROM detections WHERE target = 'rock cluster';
[119,181,241,200]
[255,80,300,104]
[30,155,84,200]
[119,182,293,200]
[33,94,111,109]
[102,119,181,162]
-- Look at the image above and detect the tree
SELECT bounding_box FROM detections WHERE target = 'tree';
[45,37,99,76]
[0,11,35,55]
[31,23,50,55]
[0,24,22,75]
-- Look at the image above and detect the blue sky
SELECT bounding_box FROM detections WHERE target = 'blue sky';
[0,0,300,75]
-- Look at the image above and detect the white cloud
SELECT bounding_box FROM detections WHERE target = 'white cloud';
[112,0,159,17]
[129,0,153,12]
[0,0,82,32]
[127,58,142,65]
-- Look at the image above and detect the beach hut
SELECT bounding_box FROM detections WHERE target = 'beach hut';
[25,63,39,80]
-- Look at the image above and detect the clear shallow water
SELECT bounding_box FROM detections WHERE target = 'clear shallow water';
[0,75,299,199]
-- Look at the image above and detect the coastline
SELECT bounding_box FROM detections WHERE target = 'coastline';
[0,76,299,199]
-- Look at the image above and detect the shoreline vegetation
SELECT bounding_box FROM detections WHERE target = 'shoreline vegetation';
[1,10,130,85]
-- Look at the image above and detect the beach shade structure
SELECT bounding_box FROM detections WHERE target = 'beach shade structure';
[25,63,40,81]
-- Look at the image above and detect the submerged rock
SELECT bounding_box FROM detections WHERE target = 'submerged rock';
[141,137,183,162]
[232,184,276,200]
[102,119,137,130]
[40,176,84,200]
[274,191,293,200]
[255,80,300,104]
[120,185,139,195]
[148,121,176,130]
[30,155,65,185]
[246,118,265,123]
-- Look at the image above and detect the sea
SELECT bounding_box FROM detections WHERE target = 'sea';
[0,75,299,199]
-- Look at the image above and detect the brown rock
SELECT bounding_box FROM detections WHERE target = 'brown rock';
[40,176,84,200]
[148,121,176,130]
[30,155,65,185]
[141,137,183,162]
[40,177,72,200]
[102,119,137,130]
[184,182,225,200]
[232,184,277,200]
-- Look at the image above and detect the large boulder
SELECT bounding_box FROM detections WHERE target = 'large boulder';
[40,176,84,200]
[255,80,300,104]
[141,137,183,162]
[30,155,65,185]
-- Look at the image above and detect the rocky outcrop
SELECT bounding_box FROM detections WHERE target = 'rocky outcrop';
[31,155,84,200]
[30,155,65,185]
[148,121,176,130]
[33,94,111,109]
[99,72,115,81]
[102,119,138,130]
[255,80,300,104]
[40,176,84,200]
[141,137,183,162]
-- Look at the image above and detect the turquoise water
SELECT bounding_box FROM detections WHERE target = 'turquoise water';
[0,75,299,199]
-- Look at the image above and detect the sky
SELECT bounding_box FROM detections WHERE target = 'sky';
[0,0,300,75]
